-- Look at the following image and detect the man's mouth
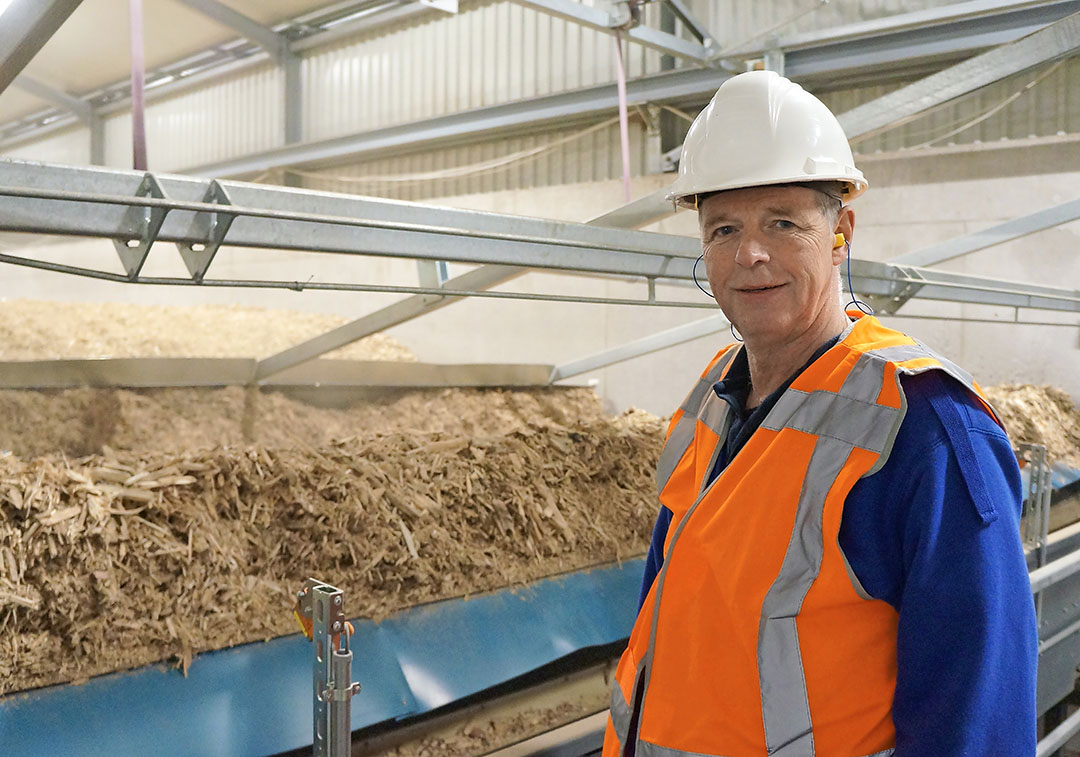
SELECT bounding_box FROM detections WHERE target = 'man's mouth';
[738,284,783,292]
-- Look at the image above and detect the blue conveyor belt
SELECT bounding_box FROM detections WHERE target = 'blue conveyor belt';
[0,559,644,757]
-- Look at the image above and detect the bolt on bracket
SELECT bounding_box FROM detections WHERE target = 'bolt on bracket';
[864,265,927,315]
[178,180,236,282]
[112,173,168,280]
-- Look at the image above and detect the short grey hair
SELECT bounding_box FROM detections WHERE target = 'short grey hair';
[788,181,845,224]
[697,181,847,223]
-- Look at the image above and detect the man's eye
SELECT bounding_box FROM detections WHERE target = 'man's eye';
[715,226,736,237]
[775,219,795,229]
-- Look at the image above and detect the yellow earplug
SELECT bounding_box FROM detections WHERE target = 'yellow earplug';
[834,233,847,248]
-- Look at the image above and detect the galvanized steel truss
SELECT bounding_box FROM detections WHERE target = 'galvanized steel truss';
[0,158,1077,388]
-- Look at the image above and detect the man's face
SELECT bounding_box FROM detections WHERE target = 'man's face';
[698,185,853,347]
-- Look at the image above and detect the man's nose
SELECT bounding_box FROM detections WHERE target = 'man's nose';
[733,233,770,267]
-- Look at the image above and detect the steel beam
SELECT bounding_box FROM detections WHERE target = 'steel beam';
[173,0,288,62]
[750,1,1080,86]
[284,53,303,146]
[662,0,717,48]
[5,0,1075,161]
[1037,705,1080,757]
[0,161,1077,318]
[890,198,1080,267]
[11,74,91,122]
[550,313,730,382]
[289,3,437,53]
[0,357,551,389]
[253,265,522,380]
[0,0,84,94]
[88,114,104,165]
[186,66,728,178]
[254,168,687,380]
[618,9,1080,236]
[182,4,1080,182]
[837,10,1080,141]
[509,0,709,63]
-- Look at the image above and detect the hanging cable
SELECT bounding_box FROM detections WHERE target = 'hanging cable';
[282,116,626,186]
[850,60,1064,147]
[844,241,874,315]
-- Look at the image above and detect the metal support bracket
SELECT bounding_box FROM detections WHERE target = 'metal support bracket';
[112,173,168,279]
[608,0,642,30]
[863,265,926,315]
[177,180,235,281]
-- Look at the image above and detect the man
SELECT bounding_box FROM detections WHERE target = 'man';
[603,71,1037,756]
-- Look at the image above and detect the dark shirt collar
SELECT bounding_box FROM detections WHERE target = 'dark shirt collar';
[713,333,844,418]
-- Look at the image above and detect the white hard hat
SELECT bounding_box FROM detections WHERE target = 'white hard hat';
[667,70,867,208]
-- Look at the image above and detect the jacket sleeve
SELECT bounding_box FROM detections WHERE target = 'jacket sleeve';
[639,505,672,610]
[841,371,1038,756]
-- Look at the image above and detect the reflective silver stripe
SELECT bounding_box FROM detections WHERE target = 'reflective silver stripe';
[680,377,712,415]
[864,343,974,387]
[837,350,890,402]
[656,415,697,494]
[761,389,897,453]
[758,435,855,756]
[678,348,739,415]
[699,390,733,438]
[609,681,633,746]
[637,740,732,757]
[657,349,739,495]
[636,738,891,757]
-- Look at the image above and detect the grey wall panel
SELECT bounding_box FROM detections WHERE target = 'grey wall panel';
[298,119,648,201]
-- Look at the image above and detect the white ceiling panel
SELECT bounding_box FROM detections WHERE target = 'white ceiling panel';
[0,0,331,123]
[0,86,51,123]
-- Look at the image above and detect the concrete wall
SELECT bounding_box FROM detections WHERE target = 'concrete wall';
[1,138,1077,416]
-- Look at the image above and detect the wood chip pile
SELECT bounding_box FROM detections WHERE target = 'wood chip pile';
[985,384,1080,468]
[0,385,610,458]
[0,299,664,697]
[3,298,1077,705]
[0,300,416,361]
[0,409,663,695]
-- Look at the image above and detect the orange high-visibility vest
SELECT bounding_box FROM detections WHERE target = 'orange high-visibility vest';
[603,314,1000,757]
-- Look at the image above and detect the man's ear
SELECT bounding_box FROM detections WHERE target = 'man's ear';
[832,207,856,265]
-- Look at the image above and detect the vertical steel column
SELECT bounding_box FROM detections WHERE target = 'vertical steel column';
[283,52,303,187]
[89,114,105,166]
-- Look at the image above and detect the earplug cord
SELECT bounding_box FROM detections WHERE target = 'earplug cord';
[693,255,743,342]
[844,241,874,315]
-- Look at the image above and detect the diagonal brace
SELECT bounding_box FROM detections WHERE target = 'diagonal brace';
[890,197,1080,268]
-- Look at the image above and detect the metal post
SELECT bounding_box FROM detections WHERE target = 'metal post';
[295,578,362,757]
[1021,444,1052,630]
[330,648,353,751]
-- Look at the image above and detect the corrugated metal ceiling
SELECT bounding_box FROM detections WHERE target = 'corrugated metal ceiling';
[0,0,329,121]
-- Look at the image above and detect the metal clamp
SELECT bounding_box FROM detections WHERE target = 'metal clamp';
[177,180,236,282]
[608,0,641,30]
[320,681,362,702]
[112,173,168,279]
